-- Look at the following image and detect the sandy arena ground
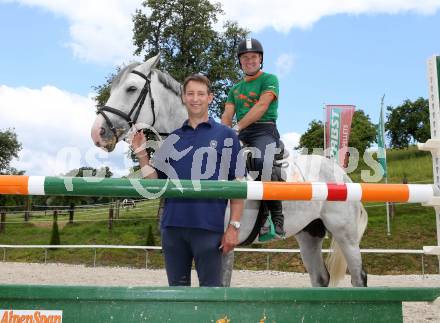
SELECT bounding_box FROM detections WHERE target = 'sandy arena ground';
[0,262,439,322]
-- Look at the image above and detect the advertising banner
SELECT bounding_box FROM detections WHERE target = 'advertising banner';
[325,105,355,167]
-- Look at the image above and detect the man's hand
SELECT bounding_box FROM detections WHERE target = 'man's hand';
[130,131,158,179]
[131,131,148,158]
[220,225,239,254]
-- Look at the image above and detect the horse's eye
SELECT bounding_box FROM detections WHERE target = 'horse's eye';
[127,86,137,93]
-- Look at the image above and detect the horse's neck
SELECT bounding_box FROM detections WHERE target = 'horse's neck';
[149,73,187,134]
[155,105,187,134]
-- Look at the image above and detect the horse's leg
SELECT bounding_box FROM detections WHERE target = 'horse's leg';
[221,251,235,287]
[295,220,329,287]
[335,240,367,287]
[327,233,367,287]
[324,203,368,287]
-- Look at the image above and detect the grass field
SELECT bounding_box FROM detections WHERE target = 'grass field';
[0,146,439,274]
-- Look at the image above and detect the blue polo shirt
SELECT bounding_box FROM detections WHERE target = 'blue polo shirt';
[152,117,243,233]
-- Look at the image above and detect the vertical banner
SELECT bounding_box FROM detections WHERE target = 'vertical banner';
[376,105,387,178]
[325,105,355,166]
[376,97,390,236]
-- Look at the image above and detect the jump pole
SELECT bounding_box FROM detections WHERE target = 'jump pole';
[0,175,437,203]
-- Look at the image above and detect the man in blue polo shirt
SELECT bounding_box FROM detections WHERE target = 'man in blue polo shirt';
[131,74,244,287]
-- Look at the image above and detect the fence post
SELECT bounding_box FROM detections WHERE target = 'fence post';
[49,210,60,247]
[0,211,6,233]
[115,200,120,219]
[69,203,75,224]
[108,207,113,230]
[24,196,31,222]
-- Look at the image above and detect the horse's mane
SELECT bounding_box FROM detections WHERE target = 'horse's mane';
[110,62,182,98]
[153,69,182,97]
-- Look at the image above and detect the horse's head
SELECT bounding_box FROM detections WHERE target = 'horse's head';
[91,54,160,152]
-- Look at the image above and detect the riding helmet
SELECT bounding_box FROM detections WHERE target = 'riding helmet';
[237,38,264,68]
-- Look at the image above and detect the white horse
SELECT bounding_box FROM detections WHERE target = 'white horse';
[91,55,368,287]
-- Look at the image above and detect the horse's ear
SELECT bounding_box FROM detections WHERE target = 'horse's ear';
[150,53,160,68]
[139,54,160,75]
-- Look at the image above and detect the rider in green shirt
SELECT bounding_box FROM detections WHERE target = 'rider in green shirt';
[222,38,285,237]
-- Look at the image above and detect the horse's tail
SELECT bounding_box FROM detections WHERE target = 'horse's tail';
[326,203,368,286]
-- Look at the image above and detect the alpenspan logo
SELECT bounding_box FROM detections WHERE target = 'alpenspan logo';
[0,310,62,323]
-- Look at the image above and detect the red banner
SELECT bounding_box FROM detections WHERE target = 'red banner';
[325,105,355,167]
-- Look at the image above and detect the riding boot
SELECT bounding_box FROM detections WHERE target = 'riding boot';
[266,200,285,237]
[271,165,286,182]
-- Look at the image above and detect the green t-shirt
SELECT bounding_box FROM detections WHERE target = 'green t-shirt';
[226,72,279,122]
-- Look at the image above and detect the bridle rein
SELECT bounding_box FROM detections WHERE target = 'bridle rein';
[96,69,168,140]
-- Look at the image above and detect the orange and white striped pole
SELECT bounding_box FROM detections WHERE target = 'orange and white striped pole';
[0,175,435,203]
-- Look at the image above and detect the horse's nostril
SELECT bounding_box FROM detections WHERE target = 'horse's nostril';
[100,127,105,136]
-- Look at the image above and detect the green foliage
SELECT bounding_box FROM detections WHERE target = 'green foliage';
[297,110,376,156]
[349,110,377,156]
[0,128,22,174]
[146,224,156,246]
[296,120,324,151]
[385,97,430,148]
[0,129,23,206]
[65,166,113,178]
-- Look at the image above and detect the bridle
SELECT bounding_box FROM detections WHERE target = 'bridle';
[96,69,169,141]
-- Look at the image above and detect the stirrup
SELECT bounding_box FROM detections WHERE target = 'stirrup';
[258,217,276,242]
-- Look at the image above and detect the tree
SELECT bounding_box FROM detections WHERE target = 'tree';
[73,166,113,178]
[348,110,377,156]
[385,97,430,148]
[93,0,248,117]
[297,120,324,152]
[0,128,22,174]
[297,110,376,156]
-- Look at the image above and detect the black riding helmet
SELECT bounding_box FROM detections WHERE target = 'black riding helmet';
[237,38,264,69]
